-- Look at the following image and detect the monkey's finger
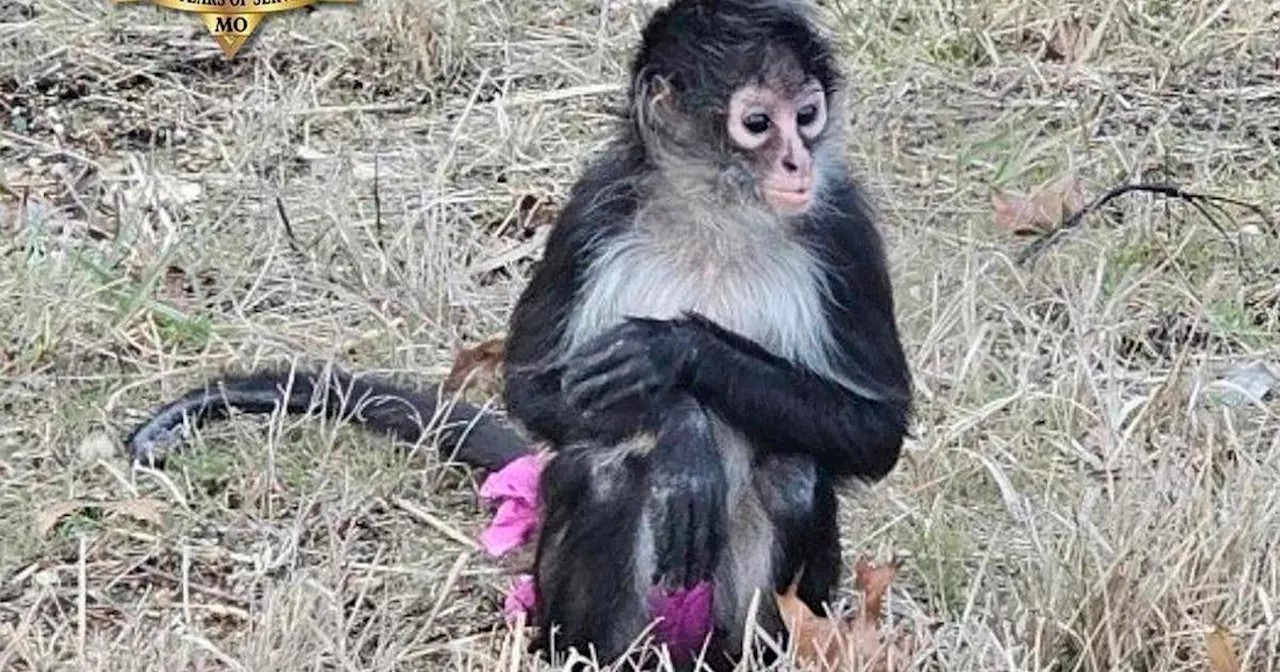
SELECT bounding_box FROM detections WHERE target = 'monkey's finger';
[543,349,582,377]
[559,350,633,396]
[562,369,617,410]
[585,377,653,414]
[692,471,727,584]
[686,495,707,587]
[566,366,654,414]
[671,497,694,588]
[561,345,640,390]
[576,336,641,371]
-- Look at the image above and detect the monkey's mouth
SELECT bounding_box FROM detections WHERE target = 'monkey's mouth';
[762,186,813,212]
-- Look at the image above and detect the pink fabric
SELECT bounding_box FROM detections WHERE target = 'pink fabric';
[478,454,715,652]
[478,454,544,557]
[649,581,715,656]
[503,574,537,621]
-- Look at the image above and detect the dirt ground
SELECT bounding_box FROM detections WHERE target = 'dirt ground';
[2,1,1279,670]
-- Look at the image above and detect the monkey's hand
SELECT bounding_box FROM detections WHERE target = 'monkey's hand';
[646,415,727,589]
[559,317,698,419]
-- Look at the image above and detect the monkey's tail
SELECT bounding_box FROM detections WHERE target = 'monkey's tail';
[125,368,533,473]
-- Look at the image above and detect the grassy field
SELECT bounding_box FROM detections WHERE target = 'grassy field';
[3,0,1279,669]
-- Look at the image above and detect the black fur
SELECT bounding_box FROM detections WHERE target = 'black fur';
[503,1,911,668]
[503,152,647,446]
[630,0,840,137]
[531,393,730,667]
[645,393,727,590]
[534,443,653,664]
[755,453,842,605]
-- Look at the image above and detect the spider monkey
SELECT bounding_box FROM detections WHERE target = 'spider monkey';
[126,0,911,668]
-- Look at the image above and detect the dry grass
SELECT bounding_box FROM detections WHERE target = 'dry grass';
[2,0,1279,670]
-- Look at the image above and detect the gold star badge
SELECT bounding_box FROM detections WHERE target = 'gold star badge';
[113,0,358,59]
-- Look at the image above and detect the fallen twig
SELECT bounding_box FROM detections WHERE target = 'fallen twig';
[373,154,384,252]
[1015,183,1274,268]
[274,194,304,256]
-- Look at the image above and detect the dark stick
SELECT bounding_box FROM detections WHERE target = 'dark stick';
[373,154,384,252]
[275,194,304,256]
[1015,183,1274,267]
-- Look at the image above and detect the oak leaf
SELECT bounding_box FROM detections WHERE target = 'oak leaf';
[444,336,506,397]
[992,176,1085,236]
[847,558,914,672]
[776,582,845,670]
[854,558,898,619]
[775,557,915,671]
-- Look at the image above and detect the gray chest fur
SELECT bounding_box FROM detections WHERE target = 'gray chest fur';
[564,206,836,374]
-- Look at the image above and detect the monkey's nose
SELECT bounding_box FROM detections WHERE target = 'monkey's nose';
[779,143,812,175]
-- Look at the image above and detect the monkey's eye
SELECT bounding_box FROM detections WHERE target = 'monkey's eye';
[797,104,819,127]
[743,113,771,135]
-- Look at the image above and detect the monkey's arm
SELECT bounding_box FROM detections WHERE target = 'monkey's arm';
[563,313,908,480]
[689,194,912,480]
[683,314,909,480]
[502,153,645,446]
[502,250,577,444]
[562,187,911,481]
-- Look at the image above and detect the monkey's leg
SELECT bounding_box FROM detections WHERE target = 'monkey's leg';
[755,453,841,612]
[700,454,838,666]
[533,395,728,667]
[533,442,655,665]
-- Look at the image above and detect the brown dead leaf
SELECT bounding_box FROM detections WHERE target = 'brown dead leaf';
[35,500,89,537]
[444,336,507,397]
[515,193,558,235]
[845,557,913,672]
[776,582,845,671]
[854,557,900,620]
[992,191,1055,235]
[992,176,1085,236]
[847,611,915,672]
[102,498,169,526]
[776,558,915,672]
[35,498,169,537]
[1205,626,1241,672]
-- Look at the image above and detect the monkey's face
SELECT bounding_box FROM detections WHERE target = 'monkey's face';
[725,78,827,217]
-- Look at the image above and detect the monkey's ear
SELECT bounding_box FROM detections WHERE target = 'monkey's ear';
[653,75,675,99]
[645,75,676,113]
[634,74,681,135]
